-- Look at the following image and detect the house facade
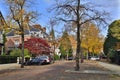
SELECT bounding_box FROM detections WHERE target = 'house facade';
[0,24,50,54]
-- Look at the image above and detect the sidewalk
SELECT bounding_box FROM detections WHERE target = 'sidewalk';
[0,63,20,71]
[65,60,120,76]
[98,62,120,76]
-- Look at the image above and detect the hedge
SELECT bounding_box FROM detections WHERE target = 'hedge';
[0,55,17,64]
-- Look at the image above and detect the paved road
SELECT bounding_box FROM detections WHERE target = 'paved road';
[0,60,120,80]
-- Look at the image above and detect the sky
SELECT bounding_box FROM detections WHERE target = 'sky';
[0,0,120,37]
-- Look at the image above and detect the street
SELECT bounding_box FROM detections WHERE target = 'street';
[0,60,120,80]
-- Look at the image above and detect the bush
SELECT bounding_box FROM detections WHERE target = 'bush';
[108,48,116,63]
[108,48,115,58]
[25,55,31,62]
[54,54,60,60]
[0,55,17,64]
[10,49,31,57]
[114,51,120,65]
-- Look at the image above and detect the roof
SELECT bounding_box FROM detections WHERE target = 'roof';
[30,24,46,32]
[6,24,46,36]
[24,30,30,34]
[6,30,14,36]
[6,30,30,36]
[30,27,39,32]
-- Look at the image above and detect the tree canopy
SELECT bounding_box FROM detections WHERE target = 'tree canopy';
[3,0,39,68]
[19,38,51,56]
[81,22,104,55]
[108,20,120,39]
[104,20,120,55]
[59,31,72,58]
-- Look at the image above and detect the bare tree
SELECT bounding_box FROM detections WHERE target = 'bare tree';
[49,0,109,71]
[5,0,39,68]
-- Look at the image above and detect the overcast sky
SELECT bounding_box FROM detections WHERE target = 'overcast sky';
[0,0,120,37]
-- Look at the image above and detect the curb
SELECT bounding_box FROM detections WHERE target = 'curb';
[65,70,114,75]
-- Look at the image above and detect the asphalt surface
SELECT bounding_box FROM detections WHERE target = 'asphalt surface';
[0,60,120,80]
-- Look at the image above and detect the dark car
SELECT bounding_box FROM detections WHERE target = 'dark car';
[24,58,39,65]
[68,57,74,60]
[37,55,54,64]
[24,55,53,65]
[24,57,46,65]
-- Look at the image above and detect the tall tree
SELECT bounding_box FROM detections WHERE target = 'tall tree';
[59,31,72,60]
[49,19,56,40]
[0,11,9,55]
[104,20,120,56]
[50,0,108,70]
[108,20,120,40]
[68,35,77,57]
[5,0,38,68]
[81,22,104,59]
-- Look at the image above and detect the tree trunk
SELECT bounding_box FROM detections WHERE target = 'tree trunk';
[21,31,24,68]
[67,51,68,60]
[17,21,24,68]
[1,31,6,55]
[75,0,81,71]
[75,24,81,71]
[86,48,89,60]
[53,42,55,62]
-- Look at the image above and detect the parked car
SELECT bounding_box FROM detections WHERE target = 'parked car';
[24,58,44,65]
[90,56,100,61]
[68,57,74,60]
[24,55,53,65]
[37,55,51,64]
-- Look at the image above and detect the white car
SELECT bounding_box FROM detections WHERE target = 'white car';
[90,56,100,61]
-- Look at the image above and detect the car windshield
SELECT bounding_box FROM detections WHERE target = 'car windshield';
[39,56,48,59]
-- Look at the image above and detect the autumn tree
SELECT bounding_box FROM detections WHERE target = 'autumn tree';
[22,38,50,56]
[50,0,108,70]
[81,22,104,59]
[0,11,9,55]
[59,31,72,60]
[68,35,77,57]
[49,19,56,61]
[4,0,38,68]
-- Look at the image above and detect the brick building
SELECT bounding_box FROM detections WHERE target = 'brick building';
[0,24,50,55]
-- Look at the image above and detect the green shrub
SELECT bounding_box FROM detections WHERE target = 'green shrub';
[54,54,60,60]
[108,48,116,63]
[10,49,31,57]
[108,48,115,58]
[25,55,31,62]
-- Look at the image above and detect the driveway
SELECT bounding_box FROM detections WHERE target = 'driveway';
[0,60,120,80]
